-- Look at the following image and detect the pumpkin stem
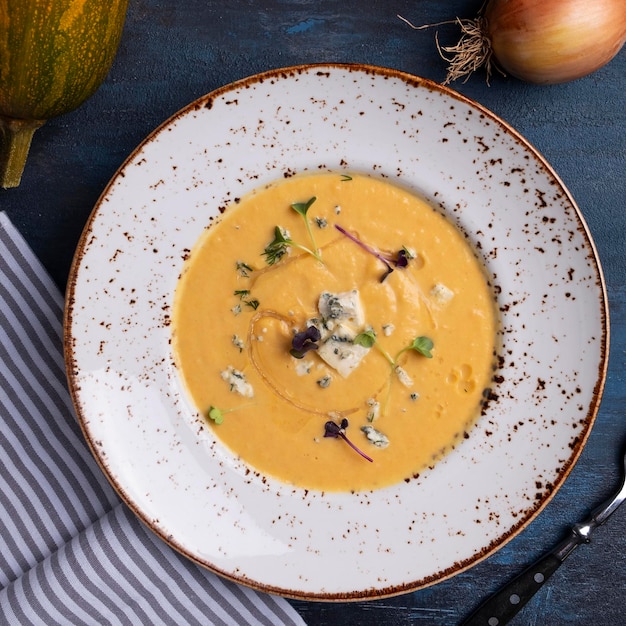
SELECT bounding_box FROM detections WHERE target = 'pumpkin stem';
[0,115,46,189]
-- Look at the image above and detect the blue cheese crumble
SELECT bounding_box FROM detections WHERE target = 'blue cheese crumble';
[220,366,254,398]
[382,323,395,337]
[430,283,454,304]
[232,335,245,352]
[295,359,314,376]
[316,375,332,388]
[394,365,414,388]
[361,425,389,448]
[366,398,380,422]
[315,290,369,378]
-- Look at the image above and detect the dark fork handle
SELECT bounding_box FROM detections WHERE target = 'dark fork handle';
[462,455,626,625]
[461,552,563,625]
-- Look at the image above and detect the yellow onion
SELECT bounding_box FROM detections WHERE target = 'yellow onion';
[426,0,626,84]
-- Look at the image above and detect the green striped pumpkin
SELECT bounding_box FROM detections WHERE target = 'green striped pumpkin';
[0,0,129,187]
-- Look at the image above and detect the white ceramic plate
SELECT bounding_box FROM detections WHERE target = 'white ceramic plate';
[65,64,608,600]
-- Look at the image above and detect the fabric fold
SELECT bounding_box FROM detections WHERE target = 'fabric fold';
[1,503,301,626]
[0,212,305,626]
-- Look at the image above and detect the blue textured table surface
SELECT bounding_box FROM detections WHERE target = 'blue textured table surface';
[3,2,625,624]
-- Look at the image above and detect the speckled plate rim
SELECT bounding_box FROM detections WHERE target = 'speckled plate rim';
[64,63,609,600]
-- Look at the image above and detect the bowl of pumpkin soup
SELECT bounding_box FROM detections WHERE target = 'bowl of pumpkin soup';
[65,64,608,599]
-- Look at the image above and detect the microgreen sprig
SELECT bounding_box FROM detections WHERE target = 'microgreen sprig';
[291,196,321,260]
[262,224,322,265]
[262,197,324,265]
[353,330,433,417]
[324,418,373,462]
[397,336,434,359]
[262,226,293,265]
[207,403,253,425]
[334,224,413,282]
[354,329,434,364]
[353,329,395,365]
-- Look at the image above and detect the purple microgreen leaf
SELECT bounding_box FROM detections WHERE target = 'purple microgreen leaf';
[323,418,374,462]
[395,248,409,268]
[291,326,322,350]
[289,345,318,359]
[334,225,413,281]
[290,325,321,359]
[393,246,415,268]
[323,420,342,438]
[292,325,321,350]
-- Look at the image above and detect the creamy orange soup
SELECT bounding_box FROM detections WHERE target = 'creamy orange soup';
[173,173,497,491]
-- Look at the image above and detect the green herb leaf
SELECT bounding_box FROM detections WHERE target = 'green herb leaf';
[290,196,317,217]
[409,336,434,358]
[353,330,376,349]
[233,289,260,310]
[262,226,291,265]
[235,260,254,277]
[354,329,395,366]
[340,174,352,181]
[208,405,224,424]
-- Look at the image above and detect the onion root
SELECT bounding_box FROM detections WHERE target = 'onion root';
[398,14,499,85]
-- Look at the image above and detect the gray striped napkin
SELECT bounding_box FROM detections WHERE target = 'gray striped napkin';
[0,211,306,626]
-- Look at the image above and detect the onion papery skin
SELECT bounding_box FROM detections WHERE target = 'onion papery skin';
[485,0,626,84]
